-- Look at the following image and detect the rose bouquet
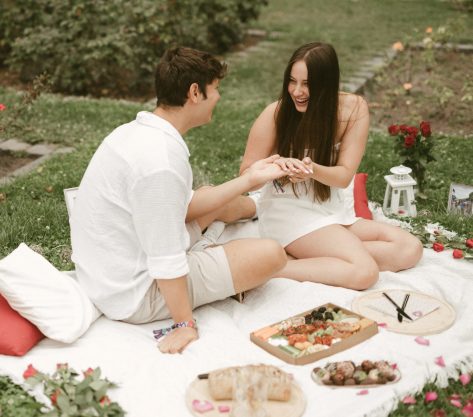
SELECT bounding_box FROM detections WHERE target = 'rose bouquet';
[388,121,435,195]
[23,363,125,417]
[412,222,473,261]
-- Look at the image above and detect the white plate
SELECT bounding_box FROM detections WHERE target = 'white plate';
[311,365,401,388]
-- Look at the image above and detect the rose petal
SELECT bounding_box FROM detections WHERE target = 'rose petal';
[377,322,388,328]
[218,405,230,413]
[192,399,214,413]
[434,356,446,367]
[460,374,472,386]
[425,391,438,402]
[462,405,473,417]
[451,399,463,408]
[402,395,417,404]
[391,363,398,370]
[450,394,462,400]
[415,336,430,346]
[357,389,369,395]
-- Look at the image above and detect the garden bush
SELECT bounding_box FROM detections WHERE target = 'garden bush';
[0,0,267,97]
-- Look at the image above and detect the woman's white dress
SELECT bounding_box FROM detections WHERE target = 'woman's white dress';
[257,175,359,248]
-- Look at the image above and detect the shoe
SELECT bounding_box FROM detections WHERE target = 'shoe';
[190,221,226,252]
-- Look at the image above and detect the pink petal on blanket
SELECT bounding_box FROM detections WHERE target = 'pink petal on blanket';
[434,356,446,367]
[425,391,438,402]
[377,322,387,328]
[192,399,214,413]
[218,405,230,413]
[413,311,423,318]
[462,404,473,417]
[402,395,417,404]
[415,336,430,346]
[451,399,463,408]
[460,374,472,386]
[357,389,369,395]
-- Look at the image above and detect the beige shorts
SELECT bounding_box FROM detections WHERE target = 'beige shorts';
[123,221,235,324]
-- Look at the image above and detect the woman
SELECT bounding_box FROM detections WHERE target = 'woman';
[240,42,422,290]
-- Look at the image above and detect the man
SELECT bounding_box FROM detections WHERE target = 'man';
[70,47,287,354]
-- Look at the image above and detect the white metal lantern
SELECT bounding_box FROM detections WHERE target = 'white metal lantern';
[383,165,417,217]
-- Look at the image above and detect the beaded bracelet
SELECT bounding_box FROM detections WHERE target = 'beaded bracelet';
[153,319,197,341]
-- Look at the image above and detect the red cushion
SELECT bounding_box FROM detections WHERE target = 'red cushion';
[0,294,44,356]
[354,173,373,220]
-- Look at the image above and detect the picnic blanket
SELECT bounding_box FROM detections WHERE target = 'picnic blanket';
[1,220,473,417]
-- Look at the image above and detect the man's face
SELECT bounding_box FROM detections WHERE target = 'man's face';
[196,79,221,125]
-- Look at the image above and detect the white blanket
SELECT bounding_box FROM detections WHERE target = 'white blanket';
[1,220,473,417]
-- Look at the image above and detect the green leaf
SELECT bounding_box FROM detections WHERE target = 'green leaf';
[76,379,90,393]
[89,381,107,392]
[85,390,94,403]
[56,393,70,412]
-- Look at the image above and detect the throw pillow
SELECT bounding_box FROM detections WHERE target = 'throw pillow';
[0,294,44,356]
[354,173,373,220]
[0,243,101,344]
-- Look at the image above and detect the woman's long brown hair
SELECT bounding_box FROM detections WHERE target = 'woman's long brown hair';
[275,42,340,202]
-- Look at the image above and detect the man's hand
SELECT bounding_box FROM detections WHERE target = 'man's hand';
[158,327,198,354]
[245,154,286,187]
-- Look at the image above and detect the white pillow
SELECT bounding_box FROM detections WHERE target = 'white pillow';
[0,243,101,343]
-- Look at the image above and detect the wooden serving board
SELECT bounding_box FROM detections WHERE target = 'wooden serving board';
[185,378,306,417]
[352,289,455,335]
[250,303,378,365]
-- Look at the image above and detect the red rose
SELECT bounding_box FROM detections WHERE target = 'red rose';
[23,364,38,379]
[404,134,416,148]
[399,124,409,134]
[453,249,464,259]
[466,239,473,248]
[83,367,94,377]
[0,103,6,111]
[388,125,400,136]
[420,121,431,137]
[50,389,61,405]
[433,242,444,252]
[406,126,419,136]
[99,396,111,407]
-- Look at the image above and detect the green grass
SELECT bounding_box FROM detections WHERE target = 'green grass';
[0,0,472,415]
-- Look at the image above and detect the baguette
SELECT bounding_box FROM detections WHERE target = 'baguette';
[208,364,292,402]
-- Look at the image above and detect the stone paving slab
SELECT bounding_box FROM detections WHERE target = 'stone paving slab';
[0,138,75,185]
[26,143,58,156]
[0,138,30,152]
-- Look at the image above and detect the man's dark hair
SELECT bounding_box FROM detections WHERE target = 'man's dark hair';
[155,47,227,107]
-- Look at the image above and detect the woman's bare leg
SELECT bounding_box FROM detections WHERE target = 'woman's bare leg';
[347,219,423,271]
[277,224,379,290]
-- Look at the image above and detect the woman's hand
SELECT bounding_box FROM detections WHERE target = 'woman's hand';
[275,156,314,183]
[158,327,199,354]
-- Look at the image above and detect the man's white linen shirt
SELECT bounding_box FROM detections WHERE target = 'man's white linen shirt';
[70,111,193,320]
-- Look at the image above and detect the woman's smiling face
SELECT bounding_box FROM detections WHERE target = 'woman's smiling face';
[288,60,309,112]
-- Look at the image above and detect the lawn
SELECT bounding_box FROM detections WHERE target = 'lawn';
[0,0,472,415]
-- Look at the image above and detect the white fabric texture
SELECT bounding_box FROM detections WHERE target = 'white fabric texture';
[70,111,194,320]
[1,221,473,417]
[0,243,100,344]
[257,177,359,247]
